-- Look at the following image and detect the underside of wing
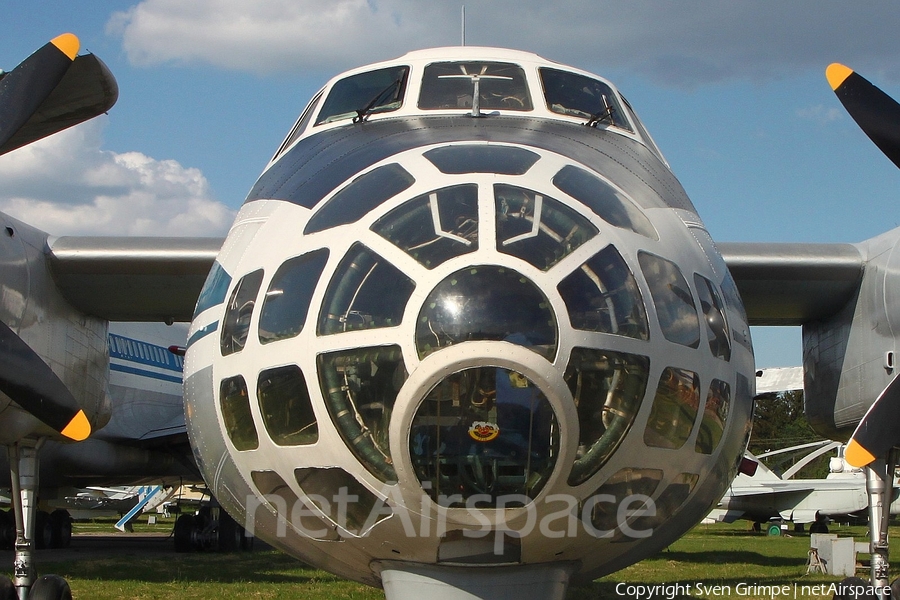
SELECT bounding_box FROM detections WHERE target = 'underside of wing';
[719,242,864,326]
[47,236,222,322]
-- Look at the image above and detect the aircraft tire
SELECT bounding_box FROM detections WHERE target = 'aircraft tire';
[29,575,72,600]
[217,511,241,552]
[49,510,72,549]
[0,510,13,550]
[809,521,829,534]
[34,511,53,550]
[174,514,195,553]
[766,524,781,537]
[891,577,900,600]
[0,574,15,600]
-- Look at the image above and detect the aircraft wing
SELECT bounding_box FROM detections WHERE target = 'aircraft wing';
[46,238,865,326]
[47,236,223,322]
[719,242,864,326]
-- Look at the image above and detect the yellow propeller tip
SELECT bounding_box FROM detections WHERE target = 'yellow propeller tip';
[60,409,91,441]
[51,33,80,61]
[826,63,853,91]
[845,438,876,468]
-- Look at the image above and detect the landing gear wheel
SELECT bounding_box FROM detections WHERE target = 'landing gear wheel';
[33,511,53,550]
[0,575,15,600]
[891,577,900,600]
[49,510,72,549]
[832,576,874,599]
[767,524,782,536]
[217,511,241,552]
[809,520,829,534]
[29,575,72,600]
[240,532,254,551]
[0,510,12,550]
[174,514,195,553]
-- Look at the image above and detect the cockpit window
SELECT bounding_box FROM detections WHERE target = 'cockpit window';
[273,88,324,160]
[539,68,631,131]
[316,66,409,125]
[419,62,533,111]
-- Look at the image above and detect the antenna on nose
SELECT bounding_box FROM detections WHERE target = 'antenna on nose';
[461,5,466,46]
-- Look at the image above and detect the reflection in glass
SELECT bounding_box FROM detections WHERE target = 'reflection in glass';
[694,274,731,361]
[410,367,559,506]
[316,66,409,125]
[644,367,701,449]
[319,244,415,335]
[628,473,698,533]
[638,252,700,349]
[194,261,232,319]
[558,245,648,340]
[318,346,407,482]
[583,468,662,534]
[695,379,730,455]
[552,165,657,240]
[565,348,650,486]
[220,270,264,356]
[304,164,415,234]
[250,470,340,540]
[257,365,318,446]
[294,467,390,535]
[539,68,631,130]
[495,184,597,271]
[419,62,533,111]
[220,375,258,451]
[372,185,478,269]
[259,249,329,344]
[416,266,557,360]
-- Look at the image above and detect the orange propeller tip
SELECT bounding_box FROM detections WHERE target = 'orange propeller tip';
[845,438,876,468]
[826,63,853,91]
[50,33,80,61]
[60,409,91,441]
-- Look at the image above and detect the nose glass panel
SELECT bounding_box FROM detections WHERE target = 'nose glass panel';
[416,266,557,360]
[410,367,559,506]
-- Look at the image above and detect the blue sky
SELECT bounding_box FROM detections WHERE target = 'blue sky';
[3,1,900,368]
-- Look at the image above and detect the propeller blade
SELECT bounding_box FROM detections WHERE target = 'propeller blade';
[845,373,900,468]
[0,320,91,441]
[0,33,80,151]
[827,63,900,170]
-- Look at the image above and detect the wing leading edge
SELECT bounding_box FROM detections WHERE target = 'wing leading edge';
[48,237,863,327]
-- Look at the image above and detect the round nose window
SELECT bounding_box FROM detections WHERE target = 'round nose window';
[410,367,559,507]
[416,266,557,360]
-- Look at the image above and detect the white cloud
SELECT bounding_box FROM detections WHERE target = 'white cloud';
[107,0,900,86]
[797,104,843,125]
[0,120,235,236]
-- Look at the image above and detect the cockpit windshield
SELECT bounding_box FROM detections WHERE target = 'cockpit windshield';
[419,61,533,111]
[316,66,409,125]
[539,68,631,131]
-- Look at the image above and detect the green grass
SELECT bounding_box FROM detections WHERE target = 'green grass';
[28,519,900,599]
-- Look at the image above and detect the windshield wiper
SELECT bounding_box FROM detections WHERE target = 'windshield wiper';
[584,95,616,128]
[353,77,404,124]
